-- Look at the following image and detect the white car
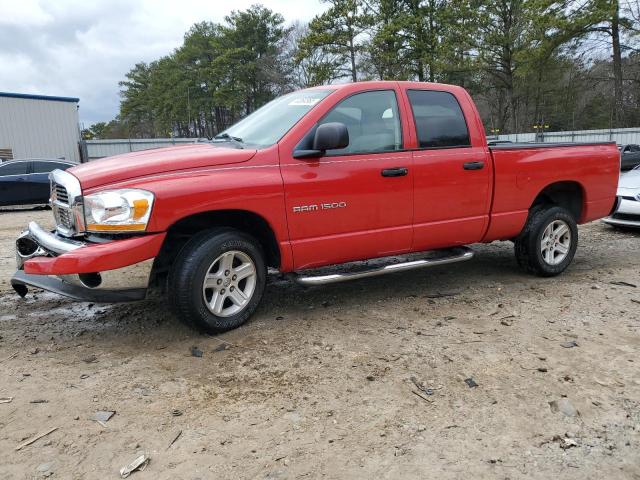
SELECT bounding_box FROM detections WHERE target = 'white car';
[604,165,640,228]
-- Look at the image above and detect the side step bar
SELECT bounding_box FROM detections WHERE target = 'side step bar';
[294,246,474,286]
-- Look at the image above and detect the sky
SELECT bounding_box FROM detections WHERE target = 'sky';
[0,0,327,127]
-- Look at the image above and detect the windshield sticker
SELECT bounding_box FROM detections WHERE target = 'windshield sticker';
[289,97,322,106]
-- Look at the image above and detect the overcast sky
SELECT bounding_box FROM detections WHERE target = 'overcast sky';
[0,0,327,127]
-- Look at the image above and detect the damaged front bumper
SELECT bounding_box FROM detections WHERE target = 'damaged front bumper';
[11,222,165,303]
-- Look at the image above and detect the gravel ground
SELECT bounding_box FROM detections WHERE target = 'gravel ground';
[0,208,639,479]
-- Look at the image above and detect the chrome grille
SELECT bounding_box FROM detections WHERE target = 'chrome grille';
[52,202,75,232]
[56,207,74,229]
[49,169,83,237]
[54,184,69,205]
[51,181,76,235]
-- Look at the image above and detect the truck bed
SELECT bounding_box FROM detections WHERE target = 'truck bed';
[483,141,620,242]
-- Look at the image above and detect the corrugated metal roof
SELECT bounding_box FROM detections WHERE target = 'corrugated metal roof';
[0,92,79,103]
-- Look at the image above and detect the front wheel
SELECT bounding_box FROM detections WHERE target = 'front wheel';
[514,206,578,277]
[168,228,267,333]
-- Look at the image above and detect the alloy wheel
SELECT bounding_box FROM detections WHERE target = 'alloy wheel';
[202,250,257,317]
[540,220,572,266]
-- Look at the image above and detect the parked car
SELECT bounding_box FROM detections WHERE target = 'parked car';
[0,159,75,207]
[603,165,640,228]
[12,81,620,333]
[620,144,640,171]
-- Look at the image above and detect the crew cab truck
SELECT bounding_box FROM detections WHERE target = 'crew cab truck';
[12,81,620,333]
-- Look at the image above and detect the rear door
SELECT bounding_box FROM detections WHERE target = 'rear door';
[280,89,414,269]
[402,89,492,251]
[0,161,30,206]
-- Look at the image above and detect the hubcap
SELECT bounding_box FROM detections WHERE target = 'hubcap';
[540,220,571,266]
[202,250,257,317]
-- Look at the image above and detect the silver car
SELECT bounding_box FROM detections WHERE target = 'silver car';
[604,165,640,228]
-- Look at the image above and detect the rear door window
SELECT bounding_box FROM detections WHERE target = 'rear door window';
[407,90,471,148]
[0,161,28,176]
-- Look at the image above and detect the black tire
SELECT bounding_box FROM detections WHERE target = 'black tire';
[514,205,578,277]
[168,228,267,333]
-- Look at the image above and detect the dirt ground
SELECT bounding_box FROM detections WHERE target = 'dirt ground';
[0,208,639,479]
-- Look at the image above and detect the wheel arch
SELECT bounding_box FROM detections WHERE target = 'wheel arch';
[529,181,586,222]
[153,209,281,280]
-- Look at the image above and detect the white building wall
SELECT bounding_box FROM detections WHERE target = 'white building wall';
[0,94,80,162]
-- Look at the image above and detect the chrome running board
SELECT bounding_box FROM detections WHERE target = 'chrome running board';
[294,247,474,286]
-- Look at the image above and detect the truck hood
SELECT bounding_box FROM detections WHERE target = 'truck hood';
[70,144,257,189]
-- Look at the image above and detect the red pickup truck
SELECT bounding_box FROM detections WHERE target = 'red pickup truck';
[12,81,620,332]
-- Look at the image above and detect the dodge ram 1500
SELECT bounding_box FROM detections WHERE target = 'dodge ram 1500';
[12,81,620,332]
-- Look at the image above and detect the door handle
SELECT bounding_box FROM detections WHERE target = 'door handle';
[463,161,484,170]
[381,167,408,177]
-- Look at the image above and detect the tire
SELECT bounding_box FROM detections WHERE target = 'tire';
[514,206,578,277]
[168,228,267,333]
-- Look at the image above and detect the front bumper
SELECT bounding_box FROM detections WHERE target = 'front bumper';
[11,269,150,302]
[11,222,165,302]
[603,196,640,228]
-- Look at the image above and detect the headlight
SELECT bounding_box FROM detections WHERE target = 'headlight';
[84,189,154,233]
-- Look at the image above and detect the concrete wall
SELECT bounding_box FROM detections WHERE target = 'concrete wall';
[0,93,80,162]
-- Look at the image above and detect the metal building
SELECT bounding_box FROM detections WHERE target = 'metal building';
[85,138,196,160]
[0,92,80,163]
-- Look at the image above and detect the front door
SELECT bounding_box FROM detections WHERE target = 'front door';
[280,89,413,270]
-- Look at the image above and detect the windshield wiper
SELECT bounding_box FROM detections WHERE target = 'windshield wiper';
[212,133,245,149]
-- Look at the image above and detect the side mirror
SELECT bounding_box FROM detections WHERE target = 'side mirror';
[293,122,349,159]
[313,122,349,151]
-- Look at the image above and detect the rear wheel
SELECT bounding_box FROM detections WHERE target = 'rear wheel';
[168,228,266,333]
[514,206,578,277]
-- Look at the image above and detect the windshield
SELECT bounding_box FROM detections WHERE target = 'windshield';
[214,89,333,148]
